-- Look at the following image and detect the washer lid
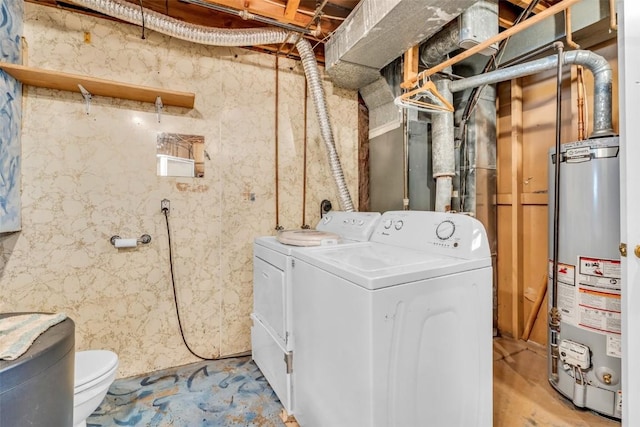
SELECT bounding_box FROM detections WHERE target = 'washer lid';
[276,229,340,247]
[75,350,118,387]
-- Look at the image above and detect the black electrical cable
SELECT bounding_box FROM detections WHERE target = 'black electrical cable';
[163,208,250,361]
[138,0,146,39]
[162,207,214,360]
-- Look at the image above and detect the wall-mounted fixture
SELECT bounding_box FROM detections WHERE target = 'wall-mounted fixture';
[110,234,151,248]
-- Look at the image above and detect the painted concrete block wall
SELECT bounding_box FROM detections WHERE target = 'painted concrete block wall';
[0,2,358,377]
[0,0,23,232]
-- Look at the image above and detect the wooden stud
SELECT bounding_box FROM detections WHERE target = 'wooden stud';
[510,78,525,339]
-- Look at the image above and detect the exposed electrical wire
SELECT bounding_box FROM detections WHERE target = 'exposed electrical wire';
[262,0,347,21]
[162,207,248,361]
[138,0,145,39]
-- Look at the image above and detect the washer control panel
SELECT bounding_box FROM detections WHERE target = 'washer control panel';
[371,211,490,259]
[316,211,381,242]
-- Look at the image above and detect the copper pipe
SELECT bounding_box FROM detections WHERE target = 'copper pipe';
[577,65,586,140]
[565,8,580,49]
[275,55,282,230]
[302,83,309,227]
[610,0,618,31]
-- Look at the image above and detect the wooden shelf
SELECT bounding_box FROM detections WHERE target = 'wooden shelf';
[0,62,195,109]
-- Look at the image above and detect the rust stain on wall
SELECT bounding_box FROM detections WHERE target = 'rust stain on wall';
[175,183,210,192]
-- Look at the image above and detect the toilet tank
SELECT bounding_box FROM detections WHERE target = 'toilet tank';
[0,313,75,426]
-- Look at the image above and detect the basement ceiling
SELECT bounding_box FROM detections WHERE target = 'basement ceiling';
[26,0,562,63]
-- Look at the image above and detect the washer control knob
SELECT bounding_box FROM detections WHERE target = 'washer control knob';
[383,219,393,229]
[436,220,456,240]
[394,220,404,230]
[323,215,332,224]
[357,220,364,226]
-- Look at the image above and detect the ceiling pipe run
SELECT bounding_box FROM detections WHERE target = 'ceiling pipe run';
[68,0,355,211]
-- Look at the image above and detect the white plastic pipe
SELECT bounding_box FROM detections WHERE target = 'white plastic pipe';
[69,0,355,211]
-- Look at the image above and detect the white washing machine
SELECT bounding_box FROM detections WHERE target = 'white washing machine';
[290,210,493,427]
[251,211,381,415]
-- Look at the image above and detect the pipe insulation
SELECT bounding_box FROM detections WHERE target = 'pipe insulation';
[432,78,455,212]
[449,50,614,138]
[69,0,355,211]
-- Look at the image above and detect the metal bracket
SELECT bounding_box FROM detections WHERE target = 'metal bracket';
[78,84,92,115]
[155,96,163,123]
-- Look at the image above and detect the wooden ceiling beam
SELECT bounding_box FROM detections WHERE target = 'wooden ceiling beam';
[198,0,323,30]
[284,0,302,20]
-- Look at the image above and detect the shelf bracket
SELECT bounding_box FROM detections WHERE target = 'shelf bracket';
[78,84,92,115]
[155,96,163,123]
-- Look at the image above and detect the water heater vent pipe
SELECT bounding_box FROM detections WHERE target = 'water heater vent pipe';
[449,49,614,138]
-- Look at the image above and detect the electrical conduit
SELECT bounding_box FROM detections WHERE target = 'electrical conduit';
[69,0,355,212]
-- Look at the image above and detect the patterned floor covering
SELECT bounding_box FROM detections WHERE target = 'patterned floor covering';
[87,356,285,427]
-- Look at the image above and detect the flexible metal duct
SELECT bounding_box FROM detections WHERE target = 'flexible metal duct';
[449,50,614,138]
[69,0,355,211]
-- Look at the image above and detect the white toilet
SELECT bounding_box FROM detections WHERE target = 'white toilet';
[73,350,119,427]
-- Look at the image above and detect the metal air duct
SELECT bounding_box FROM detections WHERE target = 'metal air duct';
[324,0,480,90]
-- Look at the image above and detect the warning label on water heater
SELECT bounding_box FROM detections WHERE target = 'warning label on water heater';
[551,257,622,358]
[577,256,622,357]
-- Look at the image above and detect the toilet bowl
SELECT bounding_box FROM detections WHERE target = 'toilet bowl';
[73,350,119,427]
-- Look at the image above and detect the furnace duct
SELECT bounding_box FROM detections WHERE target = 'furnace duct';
[69,0,355,212]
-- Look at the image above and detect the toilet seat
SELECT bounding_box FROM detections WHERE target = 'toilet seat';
[74,350,118,394]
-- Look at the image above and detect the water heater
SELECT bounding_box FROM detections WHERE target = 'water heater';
[548,136,621,419]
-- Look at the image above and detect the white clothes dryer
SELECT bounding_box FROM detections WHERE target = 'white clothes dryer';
[251,211,381,415]
[290,210,493,427]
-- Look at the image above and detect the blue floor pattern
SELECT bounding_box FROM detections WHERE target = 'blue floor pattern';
[87,356,285,427]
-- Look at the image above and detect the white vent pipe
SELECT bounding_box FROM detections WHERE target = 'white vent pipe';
[69,0,355,212]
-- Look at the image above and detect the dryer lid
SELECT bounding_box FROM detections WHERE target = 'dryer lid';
[276,229,340,247]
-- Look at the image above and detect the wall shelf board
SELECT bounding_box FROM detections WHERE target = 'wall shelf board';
[0,62,195,109]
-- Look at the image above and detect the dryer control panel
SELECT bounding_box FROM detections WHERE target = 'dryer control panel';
[316,211,381,242]
[371,211,490,259]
